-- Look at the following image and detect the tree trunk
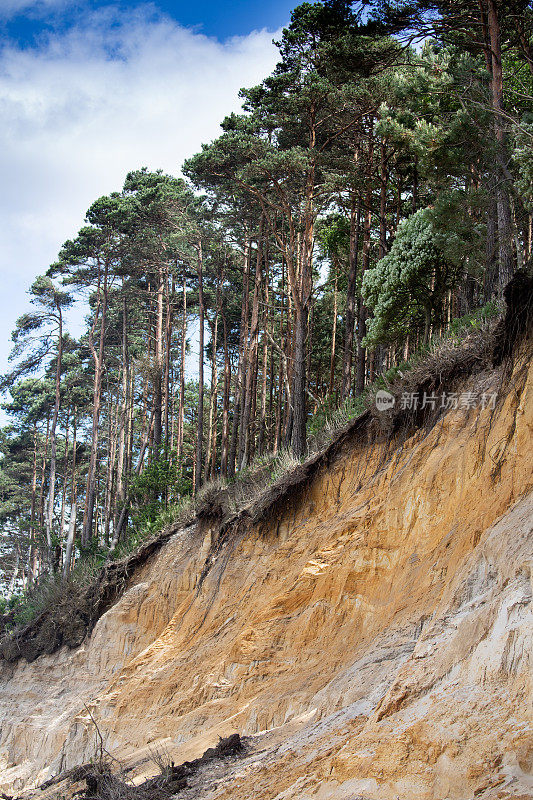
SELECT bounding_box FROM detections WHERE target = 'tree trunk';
[195,242,205,492]
[82,264,108,548]
[28,423,38,584]
[220,313,230,477]
[126,367,134,492]
[423,306,431,344]
[177,269,187,465]
[70,408,78,506]
[249,332,259,463]
[206,264,223,479]
[257,243,270,456]
[115,294,129,526]
[45,305,63,566]
[518,22,533,77]
[484,175,499,301]
[412,156,418,213]
[228,235,250,477]
[240,225,263,469]
[164,273,174,452]
[341,194,360,399]
[486,0,514,291]
[111,410,156,549]
[379,139,388,260]
[290,146,315,458]
[205,308,219,480]
[153,265,165,453]
[58,405,70,565]
[356,169,373,395]
[38,415,50,568]
[355,297,367,396]
[103,392,118,545]
[328,265,338,397]
[275,266,287,454]
[291,301,308,459]
[63,502,77,579]
[8,550,20,595]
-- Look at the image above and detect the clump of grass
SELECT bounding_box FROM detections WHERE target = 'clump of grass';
[367,304,500,408]
[448,300,500,339]
[5,554,105,630]
[271,447,301,476]
[110,495,197,563]
[307,396,367,454]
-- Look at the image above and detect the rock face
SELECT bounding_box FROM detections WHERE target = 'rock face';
[0,355,532,800]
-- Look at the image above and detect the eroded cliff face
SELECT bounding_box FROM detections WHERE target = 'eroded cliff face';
[0,356,532,800]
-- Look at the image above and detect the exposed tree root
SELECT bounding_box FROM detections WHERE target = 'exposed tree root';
[37,735,244,800]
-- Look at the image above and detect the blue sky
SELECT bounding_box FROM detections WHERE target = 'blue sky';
[3,0,296,43]
[0,0,293,402]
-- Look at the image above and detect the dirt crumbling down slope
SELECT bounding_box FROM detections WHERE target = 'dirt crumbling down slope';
[0,277,532,800]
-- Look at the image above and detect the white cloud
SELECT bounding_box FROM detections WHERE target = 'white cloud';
[0,6,279,383]
[0,0,68,17]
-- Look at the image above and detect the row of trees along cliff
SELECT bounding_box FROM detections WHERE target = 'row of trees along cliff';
[0,0,532,597]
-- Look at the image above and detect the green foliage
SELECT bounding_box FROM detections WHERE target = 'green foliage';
[376,44,491,179]
[2,553,105,630]
[362,207,463,347]
[109,497,195,563]
[316,214,350,265]
[514,122,533,212]
[371,301,501,389]
[128,449,184,534]
[448,301,500,338]
[307,395,366,439]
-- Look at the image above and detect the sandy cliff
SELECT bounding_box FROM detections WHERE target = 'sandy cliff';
[0,344,531,800]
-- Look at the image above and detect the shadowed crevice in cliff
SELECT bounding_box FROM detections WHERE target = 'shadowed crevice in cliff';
[492,271,533,366]
[1,273,531,665]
